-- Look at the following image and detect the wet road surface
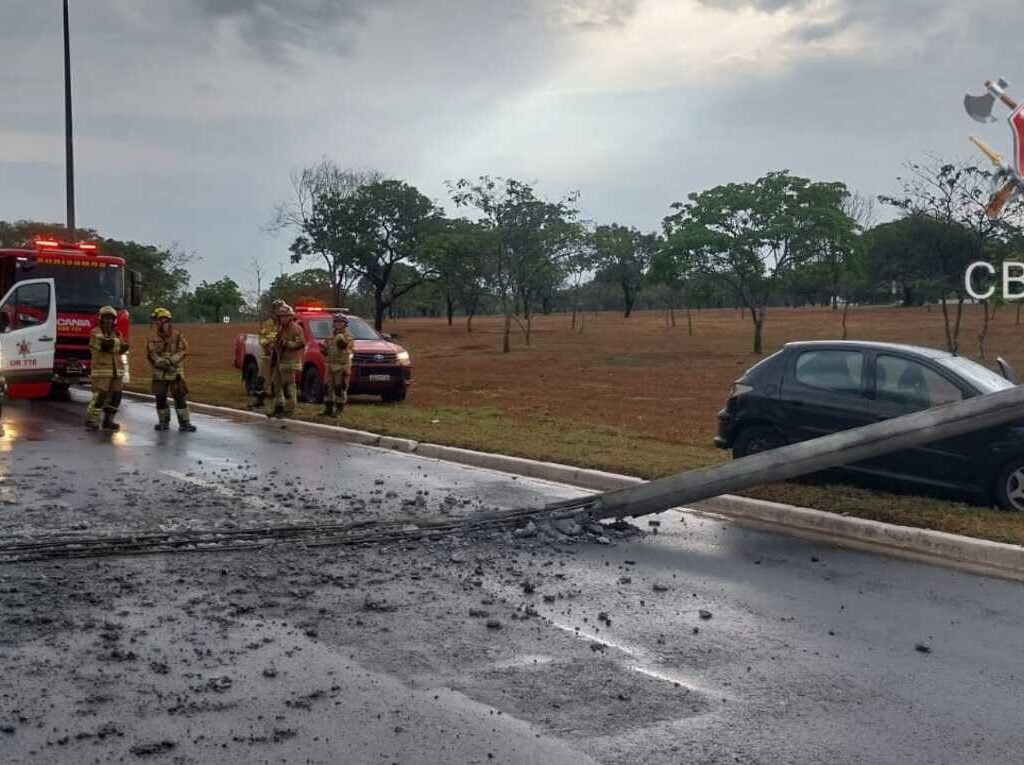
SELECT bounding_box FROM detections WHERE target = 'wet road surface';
[1,396,1023,763]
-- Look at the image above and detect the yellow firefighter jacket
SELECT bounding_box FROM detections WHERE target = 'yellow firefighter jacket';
[146,329,189,381]
[323,329,354,373]
[89,328,128,380]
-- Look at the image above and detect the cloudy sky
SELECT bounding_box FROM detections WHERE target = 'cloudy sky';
[2,0,1022,287]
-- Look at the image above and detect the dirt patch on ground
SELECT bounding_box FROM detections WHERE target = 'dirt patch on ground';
[141,305,1024,447]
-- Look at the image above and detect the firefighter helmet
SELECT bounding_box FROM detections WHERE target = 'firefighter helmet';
[98,306,117,319]
[275,303,295,317]
[151,307,172,321]
[332,312,349,324]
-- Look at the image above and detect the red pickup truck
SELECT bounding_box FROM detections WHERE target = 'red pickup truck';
[233,306,412,403]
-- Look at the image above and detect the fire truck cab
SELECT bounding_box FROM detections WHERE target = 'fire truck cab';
[0,239,141,399]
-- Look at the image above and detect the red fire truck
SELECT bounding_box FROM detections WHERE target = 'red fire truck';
[0,238,141,401]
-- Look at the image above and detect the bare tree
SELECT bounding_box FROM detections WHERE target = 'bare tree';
[243,256,267,313]
[267,158,383,306]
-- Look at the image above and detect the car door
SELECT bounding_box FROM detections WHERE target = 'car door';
[778,348,878,457]
[868,352,977,490]
[0,279,56,400]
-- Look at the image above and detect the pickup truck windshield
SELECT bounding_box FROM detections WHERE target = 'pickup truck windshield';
[308,316,380,341]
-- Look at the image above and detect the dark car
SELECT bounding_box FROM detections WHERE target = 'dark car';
[714,341,1024,511]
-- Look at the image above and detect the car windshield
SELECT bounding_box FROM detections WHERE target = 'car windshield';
[936,356,1015,393]
[16,260,125,312]
[307,316,380,341]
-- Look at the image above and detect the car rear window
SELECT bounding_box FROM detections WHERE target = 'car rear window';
[743,350,783,381]
[936,356,1015,394]
[795,350,864,395]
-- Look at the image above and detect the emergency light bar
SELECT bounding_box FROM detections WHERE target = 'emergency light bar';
[32,238,100,253]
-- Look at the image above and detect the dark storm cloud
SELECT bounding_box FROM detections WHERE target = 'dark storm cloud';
[694,0,809,10]
[554,0,640,29]
[4,0,1024,285]
[694,0,950,43]
[188,0,376,62]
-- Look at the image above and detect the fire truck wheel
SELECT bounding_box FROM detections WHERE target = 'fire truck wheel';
[301,365,324,404]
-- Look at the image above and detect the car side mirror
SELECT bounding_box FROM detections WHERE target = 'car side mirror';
[380,332,393,341]
[129,270,143,307]
[997,356,1020,384]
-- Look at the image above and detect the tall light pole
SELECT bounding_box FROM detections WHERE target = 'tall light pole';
[63,0,76,239]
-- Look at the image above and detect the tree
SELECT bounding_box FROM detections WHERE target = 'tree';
[300,180,439,330]
[269,159,384,306]
[593,224,655,318]
[191,277,244,322]
[449,177,577,352]
[0,219,98,246]
[419,218,494,329]
[101,238,192,313]
[664,171,856,354]
[562,220,596,331]
[261,268,333,313]
[648,239,693,333]
[881,157,1024,354]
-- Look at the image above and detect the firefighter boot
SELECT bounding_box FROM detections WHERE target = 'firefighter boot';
[249,392,265,411]
[101,409,120,432]
[176,408,197,433]
[321,402,335,417]
[154,407,171,431]
[269,404,285,419]
[85,392,105,430]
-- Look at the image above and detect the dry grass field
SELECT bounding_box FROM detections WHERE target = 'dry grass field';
[129,304,1024,545]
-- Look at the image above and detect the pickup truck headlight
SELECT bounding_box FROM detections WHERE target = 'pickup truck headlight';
[396,350,411,366]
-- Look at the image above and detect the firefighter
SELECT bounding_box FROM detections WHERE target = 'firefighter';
[85,305,128,431]
[321,312,354,417]
[250,299,285,410]
[146,307,196,432]
[267,302,306,418]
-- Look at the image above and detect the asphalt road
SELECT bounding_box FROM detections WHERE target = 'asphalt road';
[1,395,1023,764]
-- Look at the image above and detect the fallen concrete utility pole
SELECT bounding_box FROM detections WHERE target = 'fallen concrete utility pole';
[8,387,1024,564]
[536,384,1024,523]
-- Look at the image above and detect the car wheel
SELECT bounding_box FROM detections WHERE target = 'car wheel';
[301,366,323,404]
[242,359,259,395]
[995,459,1024,512]
[732,425,786,459]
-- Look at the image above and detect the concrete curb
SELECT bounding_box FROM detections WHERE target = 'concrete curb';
[125,392,1024,581]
